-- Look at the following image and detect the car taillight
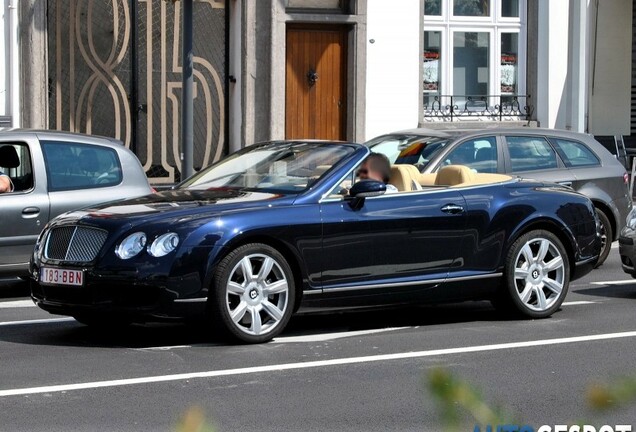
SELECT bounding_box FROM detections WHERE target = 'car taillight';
[624,173,629,185]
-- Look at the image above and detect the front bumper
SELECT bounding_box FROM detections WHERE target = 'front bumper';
[30,264,208,321]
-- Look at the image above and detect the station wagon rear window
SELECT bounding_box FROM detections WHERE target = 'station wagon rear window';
[41,141,122,191]
[550,138,600,168]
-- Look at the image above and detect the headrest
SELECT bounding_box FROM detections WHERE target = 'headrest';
[435,165,476,186]
[0,145,20,168]
[389,164,420,192]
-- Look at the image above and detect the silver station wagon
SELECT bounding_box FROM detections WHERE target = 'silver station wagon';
[0,130,153,277]
[367,128,632,266]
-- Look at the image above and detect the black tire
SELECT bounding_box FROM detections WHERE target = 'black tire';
[594,208,612,268]
[493,230,570,319]
[208,243,296,344]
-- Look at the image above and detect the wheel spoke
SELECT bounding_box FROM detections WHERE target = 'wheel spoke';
[263,279,288,295]
[520,244,534,264]
[514,267,529,280]
[227,281,245,295]
[262,300,284,321]
[239,256,254,282]
[536,287,548,310]
[230,301,248,323]
[544,256,563,272]
[249,307,262,334]
[519,283,533,303]
[537,239,550,263]
[543,277,563,295]
[258,257,275,282]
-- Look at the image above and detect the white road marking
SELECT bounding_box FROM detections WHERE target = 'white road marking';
[3,330,636,397]
[591,279,636,286]
[0,300,36,309]
[274,327,407,343]
[138,345,192,351]
[0,317,75,327]
[561,301,596,306]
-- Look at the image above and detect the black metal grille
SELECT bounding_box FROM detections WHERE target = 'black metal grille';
[45,226,108,262]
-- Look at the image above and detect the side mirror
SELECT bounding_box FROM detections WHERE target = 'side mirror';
[348,180,386,198]
[346,180,386,211]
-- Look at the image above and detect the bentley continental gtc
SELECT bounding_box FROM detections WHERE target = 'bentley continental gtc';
[30,141,601,343]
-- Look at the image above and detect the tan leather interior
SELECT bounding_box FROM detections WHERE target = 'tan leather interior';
[389,164,423,191]
[384,164,513,193]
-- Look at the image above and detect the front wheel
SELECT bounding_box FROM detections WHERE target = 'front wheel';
[496,230,570,318]
[208,243,295,343]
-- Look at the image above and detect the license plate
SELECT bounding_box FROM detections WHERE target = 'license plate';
[40,267,84,286]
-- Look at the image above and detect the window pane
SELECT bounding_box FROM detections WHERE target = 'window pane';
[501,33,518,94]
[0,143,34,192]
[502,0,520,17]
[453,32,490,98]
[41,141,122,191]
[506,136,558,172]
[443,137,498,173]
[552,139,600,167]
[454,0,489,16]
[424,0,442,16]
[424,31,442,107]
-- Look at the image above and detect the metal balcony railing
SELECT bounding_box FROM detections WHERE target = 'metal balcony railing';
[423,94,534,122]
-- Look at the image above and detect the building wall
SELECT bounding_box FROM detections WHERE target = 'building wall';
[1,0,19,127]
[364,1,421,139]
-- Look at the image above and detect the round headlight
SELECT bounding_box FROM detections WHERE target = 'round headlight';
[148,233,179,257]
[115,232,147,260]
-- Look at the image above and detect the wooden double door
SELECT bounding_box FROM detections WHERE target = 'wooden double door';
[286,25,348,141]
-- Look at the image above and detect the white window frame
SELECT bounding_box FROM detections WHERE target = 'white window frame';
[423,0,527,102]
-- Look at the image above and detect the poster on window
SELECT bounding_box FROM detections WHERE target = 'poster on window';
[501,53,517,93]
[423,50,440,91]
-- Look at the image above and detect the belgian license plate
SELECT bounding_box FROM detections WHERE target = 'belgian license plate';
[40,267,84,287]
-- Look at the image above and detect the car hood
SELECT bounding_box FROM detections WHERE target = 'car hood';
[51,188,295,227]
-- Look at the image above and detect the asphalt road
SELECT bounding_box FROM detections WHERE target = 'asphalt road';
[1,245,636,432]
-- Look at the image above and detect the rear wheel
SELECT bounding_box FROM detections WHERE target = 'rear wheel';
[208,243,295,344]
[594,208,612,267]
[494,230,570,318]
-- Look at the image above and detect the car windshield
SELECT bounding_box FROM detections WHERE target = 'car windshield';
[180,142,356,193]
[366,134,450,167]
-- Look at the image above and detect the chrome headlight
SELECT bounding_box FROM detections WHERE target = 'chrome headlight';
[148,233,179,257]
[115,232,147,259]
[628,208,636,229]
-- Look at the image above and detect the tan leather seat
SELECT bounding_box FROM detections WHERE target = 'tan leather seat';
[389,164,422,192]
[435,165,476,186]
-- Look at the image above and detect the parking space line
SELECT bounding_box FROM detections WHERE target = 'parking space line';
[3,329,636,397]
[591,280,636,286]
[0,300,36,309]
[561,301,596,306]
[0,318,75,327]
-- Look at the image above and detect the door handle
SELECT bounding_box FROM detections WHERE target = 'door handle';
[441,204,464,214]
[22,207,40,216]
[558,181,573,188]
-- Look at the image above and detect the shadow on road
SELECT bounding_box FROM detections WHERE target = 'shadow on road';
[573,282,636,300]
[0,301,512,349]
[0,278,30,298]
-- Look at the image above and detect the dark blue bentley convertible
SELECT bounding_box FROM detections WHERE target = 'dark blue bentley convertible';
[30,141,601,343]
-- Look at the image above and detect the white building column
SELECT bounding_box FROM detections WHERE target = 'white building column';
[567,0,588,133]
[536,0,570,129]
[365,0,420,140]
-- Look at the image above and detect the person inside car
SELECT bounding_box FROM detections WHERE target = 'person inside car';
[0,170,13,193]
[357,152,398,193]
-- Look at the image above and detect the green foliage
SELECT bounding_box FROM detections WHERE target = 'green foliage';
[587,375,636,412]
[427,367,511,431]
[176,407,217,432]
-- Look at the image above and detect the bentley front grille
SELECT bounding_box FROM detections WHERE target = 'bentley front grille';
[44,226,108,262]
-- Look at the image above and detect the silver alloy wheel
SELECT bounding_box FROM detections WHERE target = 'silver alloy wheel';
[512,237,565,312]
[225,253,289,336]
